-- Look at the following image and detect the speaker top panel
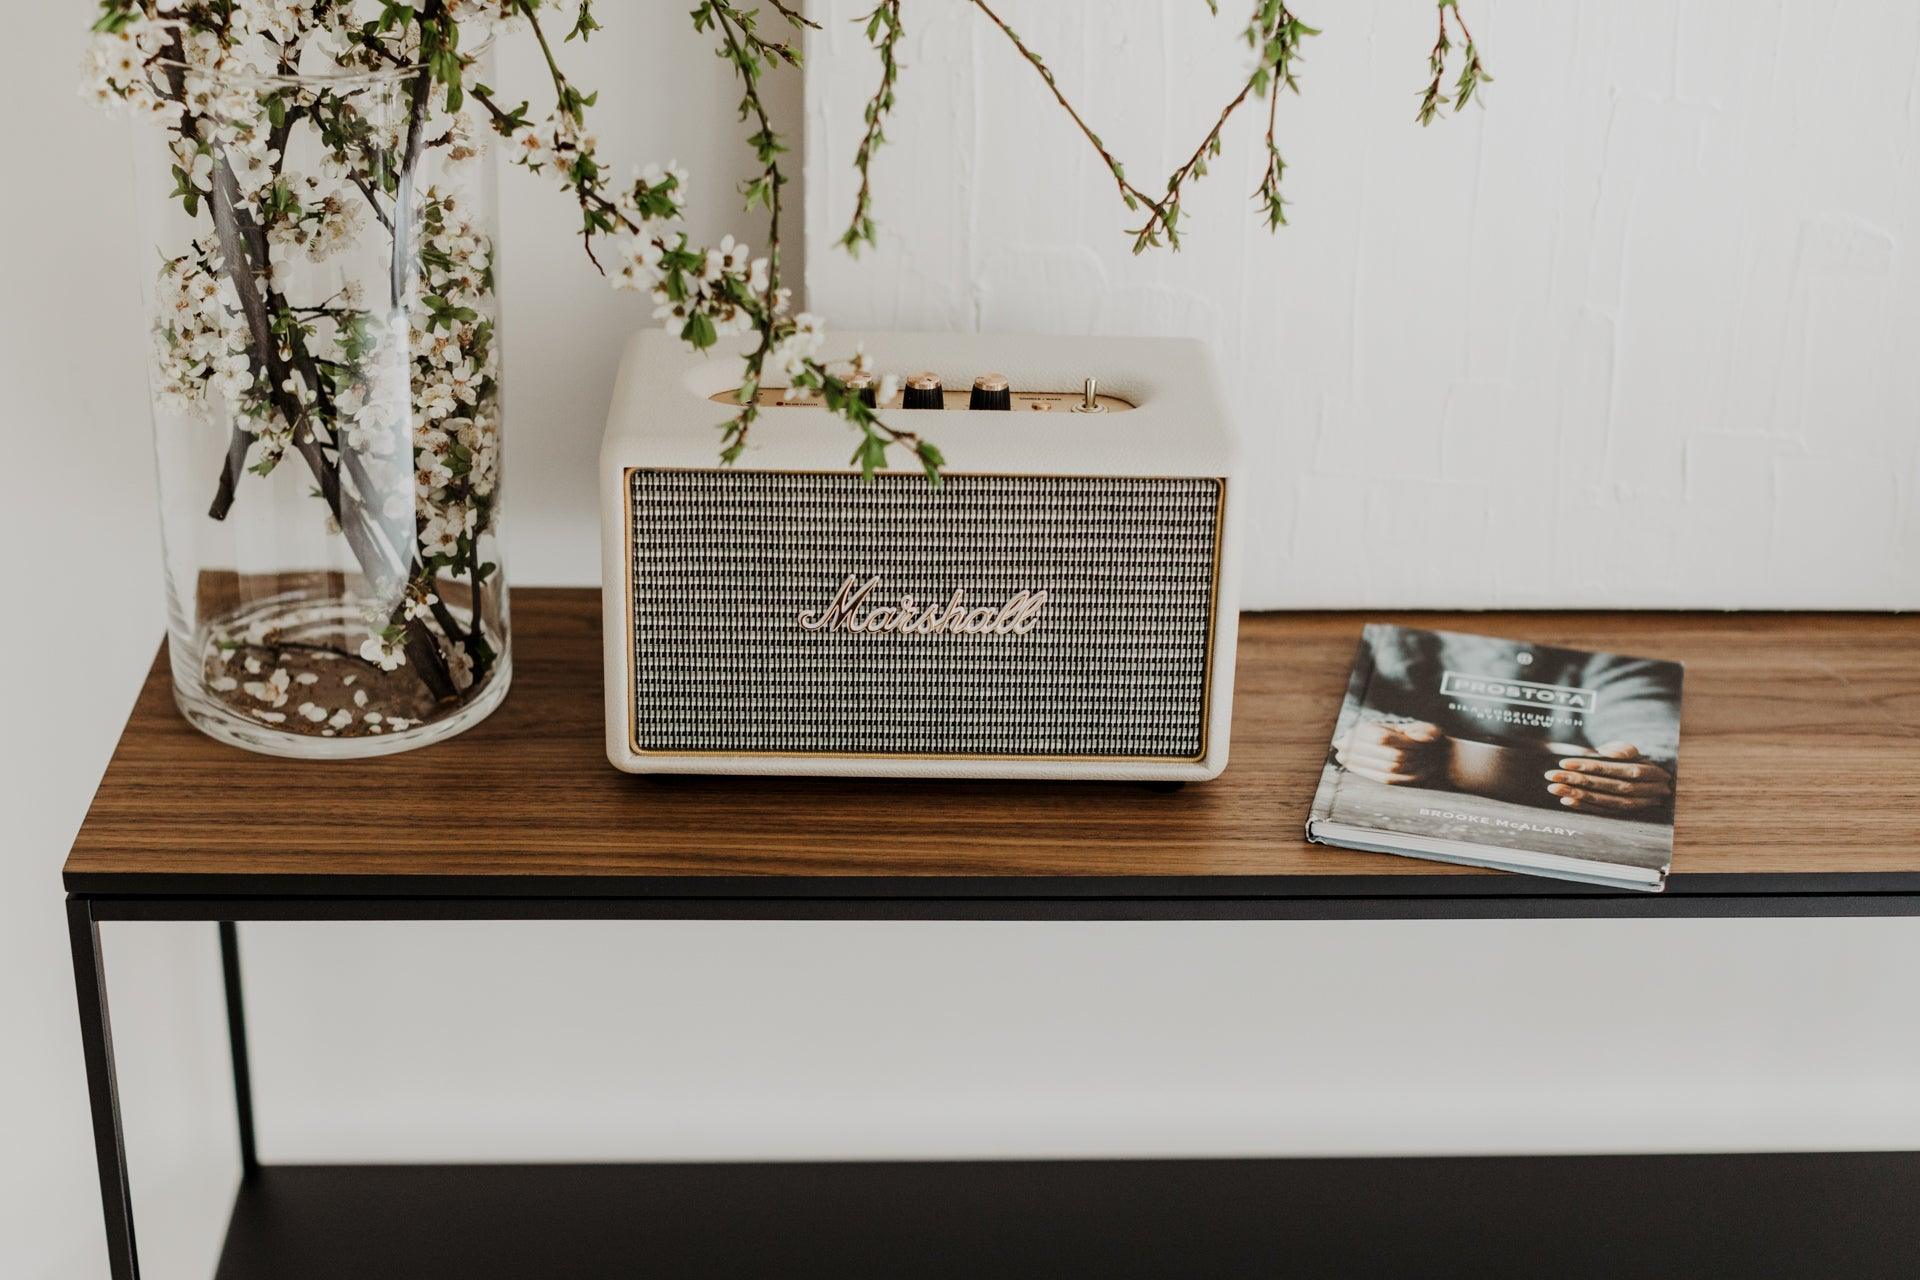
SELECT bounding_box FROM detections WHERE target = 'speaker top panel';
[601,329,1241,479]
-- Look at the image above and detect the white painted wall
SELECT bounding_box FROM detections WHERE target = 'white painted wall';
[805,0,1920,608]
[2,12,806,1277]
[3,6,1918,1280]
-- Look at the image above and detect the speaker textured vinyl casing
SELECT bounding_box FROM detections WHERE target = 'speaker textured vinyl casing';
[600,330,1244,780]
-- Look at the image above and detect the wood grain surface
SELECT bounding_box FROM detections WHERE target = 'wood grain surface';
[62,589,1920,892]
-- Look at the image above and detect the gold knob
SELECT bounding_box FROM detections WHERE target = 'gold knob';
[844,369,878,408]
[969,372,1011,411]
[903,371,944,410]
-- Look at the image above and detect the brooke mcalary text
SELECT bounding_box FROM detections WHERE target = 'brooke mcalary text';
[1418,807,1578,837]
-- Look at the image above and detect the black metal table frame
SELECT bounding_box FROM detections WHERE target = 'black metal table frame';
[67,878,1920,1279]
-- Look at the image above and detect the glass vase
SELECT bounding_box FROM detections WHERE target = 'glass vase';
[126,28,509,757]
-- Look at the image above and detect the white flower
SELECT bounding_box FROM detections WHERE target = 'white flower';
[418,379,457,421]
[449,416,484,449]
[702,235,750,283]
[420,515,460,558]
[415,458,453,499]
[651,296,688,330]
[423,331,460,367]
[174,143,213,191]
[138,93,185,125]
[469,448,499,497]
[612,233,665,292]
[149,252,261,408]
[358,635,407,671]
[227,140,282,200]
[306,192,365,262]
[766,312,828,388]
[402,586,439,622]
[242,668,291,708]
[445,365,479,405]
[447,643,475,691]
[509,122,552,172]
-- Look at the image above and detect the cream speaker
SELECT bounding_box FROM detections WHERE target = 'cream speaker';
[600,330,1243,780]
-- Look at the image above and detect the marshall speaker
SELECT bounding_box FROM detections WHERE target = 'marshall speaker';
[600,330,1243,780]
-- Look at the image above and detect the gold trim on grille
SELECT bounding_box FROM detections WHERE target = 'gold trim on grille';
[622,466,1226,763]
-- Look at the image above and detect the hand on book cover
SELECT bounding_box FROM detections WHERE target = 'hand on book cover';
[1337,717,1676,815]
[1333,719,1446,785]
[1542,742,1675,812]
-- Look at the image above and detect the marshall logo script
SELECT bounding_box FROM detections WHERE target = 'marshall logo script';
[797,574,1049,637]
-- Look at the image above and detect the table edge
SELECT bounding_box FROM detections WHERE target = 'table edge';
[61,867,1920,907]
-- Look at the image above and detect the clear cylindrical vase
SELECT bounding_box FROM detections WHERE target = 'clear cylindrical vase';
[125,27,509,757]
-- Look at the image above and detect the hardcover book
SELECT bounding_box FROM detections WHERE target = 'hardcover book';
[1307,625,1683,891]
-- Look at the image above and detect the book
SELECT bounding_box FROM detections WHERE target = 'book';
[1306,624,1683,891]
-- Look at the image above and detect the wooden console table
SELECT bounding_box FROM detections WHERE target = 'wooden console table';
[65,590,1920,1277]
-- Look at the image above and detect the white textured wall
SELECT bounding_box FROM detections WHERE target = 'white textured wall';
[806,0,1920,608]
[3,12,803,1277]
[6,7,1920,1280]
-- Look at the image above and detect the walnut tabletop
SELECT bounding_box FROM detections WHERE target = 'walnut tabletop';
[62,589,1920,913]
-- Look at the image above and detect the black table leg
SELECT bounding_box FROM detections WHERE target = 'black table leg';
[219,921,260,1179]
[67,897,140,1280]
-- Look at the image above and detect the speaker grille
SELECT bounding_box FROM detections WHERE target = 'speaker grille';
[627,470,1221,757]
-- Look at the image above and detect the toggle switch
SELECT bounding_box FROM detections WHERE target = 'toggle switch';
[1070,376,1106,414]
[969,372,1011,411]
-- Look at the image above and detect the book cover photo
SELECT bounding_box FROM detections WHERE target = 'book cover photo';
[1307,624,1684,891]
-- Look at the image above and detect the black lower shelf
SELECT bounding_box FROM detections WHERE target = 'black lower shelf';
[214,1152,1919,1278]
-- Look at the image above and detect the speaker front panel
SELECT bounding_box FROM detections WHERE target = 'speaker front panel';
[626,469,1223,760]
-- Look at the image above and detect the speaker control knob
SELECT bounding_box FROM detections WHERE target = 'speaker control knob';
[844,370,878,408]
[969,372,1011,411]
[903,371,944,409]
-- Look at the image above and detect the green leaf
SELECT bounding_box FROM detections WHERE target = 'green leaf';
[851,431,888,479]
[681,310,718,349]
